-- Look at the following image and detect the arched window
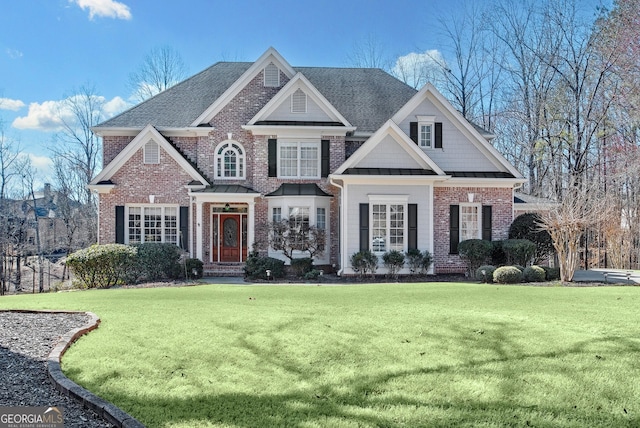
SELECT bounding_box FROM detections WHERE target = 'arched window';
[214,141,245,179]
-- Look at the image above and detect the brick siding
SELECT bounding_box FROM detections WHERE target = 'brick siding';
[433,186,513,273]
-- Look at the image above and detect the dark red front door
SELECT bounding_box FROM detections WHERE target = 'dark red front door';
[220,215,240,262]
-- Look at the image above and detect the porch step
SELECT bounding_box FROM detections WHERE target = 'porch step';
[203,263,245,277]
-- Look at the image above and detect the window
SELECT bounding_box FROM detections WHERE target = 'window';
[289,207,310,248]
[278,142,319,178]
[127,206,178,244]
[272,207,282,223]
[264,62,280,87]
[144,140,159,164]
[214,141,245,179]
[291,89,307,113]
[371,204,405,253]
[267,197,331,262]
[420,124,432,148]
[415,115,436,148]
[460,204,481,241]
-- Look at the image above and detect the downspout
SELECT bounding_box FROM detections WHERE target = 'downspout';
[329,176,345,276]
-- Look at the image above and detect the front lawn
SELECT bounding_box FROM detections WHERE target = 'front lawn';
[2,283,639,427]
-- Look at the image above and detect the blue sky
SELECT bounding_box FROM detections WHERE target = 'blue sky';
[0,0,607,182]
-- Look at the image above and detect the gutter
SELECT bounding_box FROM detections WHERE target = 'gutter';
[329,176,345,276]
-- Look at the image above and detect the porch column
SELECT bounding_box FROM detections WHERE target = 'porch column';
[196,200,204,261]
[247,200,255,255]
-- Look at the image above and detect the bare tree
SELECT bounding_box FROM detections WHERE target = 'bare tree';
[391,50,445,90]
[346,34,393,70]
[0,122,21,294]
[17,158,44,292]
[50,84,105,245]
[539,186,610,282]
[128,45,188,102]
[269,219,326,262]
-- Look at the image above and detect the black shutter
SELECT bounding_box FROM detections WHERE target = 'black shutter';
[435,122,443,148]
[115,205,125,244]
[321,139,330,177]
[449,205,459,254]
[268,138,277,177]
[359,203,369,251]
[482,205,492,241]
[409,122,418,144]
[180,206,189,251]
[408,204,418,250]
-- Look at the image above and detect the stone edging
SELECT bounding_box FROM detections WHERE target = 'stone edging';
[4,309,145,428]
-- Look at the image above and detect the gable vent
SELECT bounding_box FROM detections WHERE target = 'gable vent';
[264,62,280,87]
[144,140,159,164]
[291,88,307,113]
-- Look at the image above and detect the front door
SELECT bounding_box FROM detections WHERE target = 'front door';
[220,214,240,262]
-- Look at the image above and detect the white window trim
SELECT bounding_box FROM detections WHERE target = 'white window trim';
[144,140,160,164]
[125,204,180,245]
[277,141,321,179]
[368,195,409,254]
[459,203,482,241]
[416,115,436,149]
[214,140,246,180]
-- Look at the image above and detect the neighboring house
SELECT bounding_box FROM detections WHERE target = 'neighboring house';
[89,47,526,275]
[1,184,88,254]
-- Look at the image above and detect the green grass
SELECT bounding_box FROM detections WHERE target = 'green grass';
[2,283,639,427]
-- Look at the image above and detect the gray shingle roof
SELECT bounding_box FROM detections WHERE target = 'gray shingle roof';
[98,63,417,133]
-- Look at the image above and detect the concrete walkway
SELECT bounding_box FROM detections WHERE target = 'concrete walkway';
[573,269,640,284]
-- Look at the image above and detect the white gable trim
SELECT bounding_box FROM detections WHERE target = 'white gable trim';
[333,120,445,176]
[191,47,296,126]
[392,83,523,178]
[89,124,209,186]
[247,72,352,127]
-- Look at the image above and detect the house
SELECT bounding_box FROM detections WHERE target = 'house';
[1,184,89,255]
[89,47,526,275]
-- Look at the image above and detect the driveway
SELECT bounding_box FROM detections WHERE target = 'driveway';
[573,269,640,284]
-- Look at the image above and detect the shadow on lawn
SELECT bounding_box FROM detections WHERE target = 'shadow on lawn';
[70,323,639,428]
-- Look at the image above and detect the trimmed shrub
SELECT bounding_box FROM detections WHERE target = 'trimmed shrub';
[67,244,137,289]
[304,269,322,280]
[458,239,493,276]
[382,250,405,279]
[501,239,537,267]
[405,249,433,275]
[185,258,203,279]
[523,265,546,282]
[513,265,525,272]
[490,240,507,266]
[509,213,554,263]
[350,250,378,278]
[290,257,314,277]
[132,243,183,282]
[542,266,561,281]
[493,266,524,284]
[475,265,496,283]
[244,250,285,280]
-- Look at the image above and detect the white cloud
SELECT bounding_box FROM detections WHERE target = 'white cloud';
[392,50,446,89]
[0,98,26,111]
[6,48,23,59]
[70,0,132,20]
[12,100,70,131]
[103,96,130,117]
[12,95,131,132]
